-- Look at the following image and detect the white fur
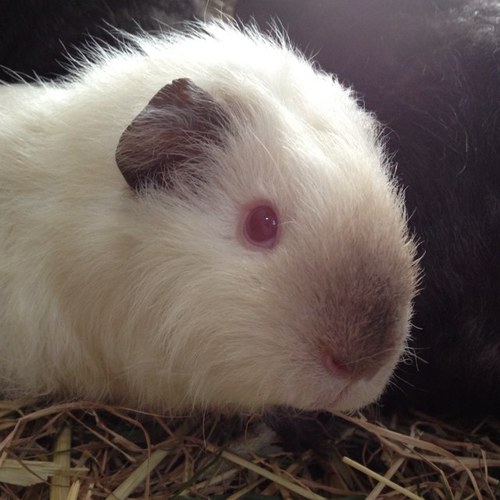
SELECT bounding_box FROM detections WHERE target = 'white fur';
[0,23,417,413]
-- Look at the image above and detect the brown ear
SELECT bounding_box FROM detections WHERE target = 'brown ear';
[115,78,230,192]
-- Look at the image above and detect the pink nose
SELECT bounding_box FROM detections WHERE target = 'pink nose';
[321,351,352,379]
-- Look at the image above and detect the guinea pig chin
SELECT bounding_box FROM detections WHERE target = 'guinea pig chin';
[273,375,380,414]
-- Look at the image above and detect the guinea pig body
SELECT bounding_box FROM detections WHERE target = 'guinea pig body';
[0,23,417,414]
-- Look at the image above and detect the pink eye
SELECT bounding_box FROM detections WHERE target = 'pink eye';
[243,204,279,249]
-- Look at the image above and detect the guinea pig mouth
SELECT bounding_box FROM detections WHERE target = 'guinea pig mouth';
[317,386,350,412]
[295,383,350,413]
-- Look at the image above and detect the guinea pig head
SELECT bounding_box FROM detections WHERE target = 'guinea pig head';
[114,76,418,414]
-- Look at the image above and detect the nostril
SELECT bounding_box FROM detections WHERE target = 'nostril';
[321,351,352,379]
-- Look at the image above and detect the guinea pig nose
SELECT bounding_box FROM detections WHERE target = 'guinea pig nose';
[321,351,352,379]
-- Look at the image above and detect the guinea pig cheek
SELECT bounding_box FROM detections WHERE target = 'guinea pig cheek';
[238,202,280,250]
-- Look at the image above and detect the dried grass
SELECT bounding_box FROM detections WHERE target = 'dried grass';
[1,400,498,499]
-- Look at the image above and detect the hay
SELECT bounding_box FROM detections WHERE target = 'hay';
[1,400,498,499]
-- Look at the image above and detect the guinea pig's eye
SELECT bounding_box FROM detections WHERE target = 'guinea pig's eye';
[243,204,279,249]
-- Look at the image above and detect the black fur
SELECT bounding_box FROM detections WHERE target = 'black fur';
[237,0,500,417]
[0,0,200,82]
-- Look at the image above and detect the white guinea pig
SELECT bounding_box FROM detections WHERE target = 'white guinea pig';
[0,22,418,414]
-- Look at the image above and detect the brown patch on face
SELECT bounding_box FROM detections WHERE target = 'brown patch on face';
[116,78,231,192]
[308,244,418,381]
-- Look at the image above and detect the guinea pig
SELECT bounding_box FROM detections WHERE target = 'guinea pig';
[237,0,500,416]
[0,22,418,415]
